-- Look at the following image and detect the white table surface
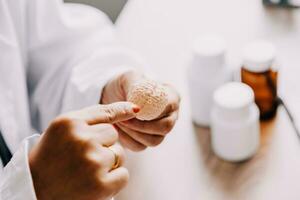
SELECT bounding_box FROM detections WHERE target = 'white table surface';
[114,0,300,199]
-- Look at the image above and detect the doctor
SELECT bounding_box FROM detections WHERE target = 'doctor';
[0,0,180,199]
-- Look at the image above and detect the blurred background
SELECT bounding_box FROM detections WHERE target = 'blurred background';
[64,0,127,21]
[63,0,300,199]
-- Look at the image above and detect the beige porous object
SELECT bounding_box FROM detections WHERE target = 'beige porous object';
[127,79,168,121]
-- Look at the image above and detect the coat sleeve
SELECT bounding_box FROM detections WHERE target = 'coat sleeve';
[0,135,40,200]
[26,0,145,131]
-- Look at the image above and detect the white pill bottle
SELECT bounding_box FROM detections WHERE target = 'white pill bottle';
[187,35,232,126]
[211,82,260,162]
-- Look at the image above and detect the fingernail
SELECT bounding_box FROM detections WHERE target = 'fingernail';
[133,106,140,113]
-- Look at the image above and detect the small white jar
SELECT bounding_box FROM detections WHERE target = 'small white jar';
[211,82,260,162]
[187,35,232,126]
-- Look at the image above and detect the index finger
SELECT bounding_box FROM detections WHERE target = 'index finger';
[62,102,140,125]
[118,110,179,135]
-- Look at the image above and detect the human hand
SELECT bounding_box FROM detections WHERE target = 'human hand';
[101,70,180,151]
[29,102,139,200]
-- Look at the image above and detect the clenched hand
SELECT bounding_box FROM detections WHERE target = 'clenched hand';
[101,70,180,151]
[29,102,139,200]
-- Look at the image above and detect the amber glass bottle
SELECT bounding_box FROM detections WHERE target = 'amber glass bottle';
[241,41,278,120]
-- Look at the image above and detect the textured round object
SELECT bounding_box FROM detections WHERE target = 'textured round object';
[127,80,168,121]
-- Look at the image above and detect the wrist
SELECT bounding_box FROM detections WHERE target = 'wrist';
[29,144,48,200]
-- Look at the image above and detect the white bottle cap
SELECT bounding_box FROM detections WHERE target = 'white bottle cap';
[243,40,276,73]
[213,82,255,119]
[193,35,226,72]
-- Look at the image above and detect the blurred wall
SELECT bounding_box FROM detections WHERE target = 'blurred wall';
[64,0,127,22]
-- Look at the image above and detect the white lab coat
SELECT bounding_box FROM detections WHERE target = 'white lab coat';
[0,0,144,199]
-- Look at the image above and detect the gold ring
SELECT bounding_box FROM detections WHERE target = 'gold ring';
[107,146,120,170]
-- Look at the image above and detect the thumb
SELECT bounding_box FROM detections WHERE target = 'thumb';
[63,102,140,125]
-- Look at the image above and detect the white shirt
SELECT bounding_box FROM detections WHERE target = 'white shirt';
[0,0,144,199]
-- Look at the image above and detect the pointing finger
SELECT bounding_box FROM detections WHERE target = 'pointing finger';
[62,102,140,125]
